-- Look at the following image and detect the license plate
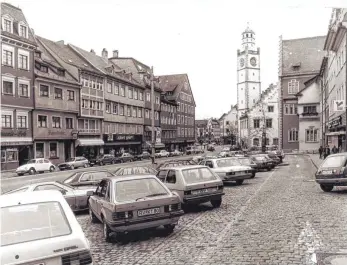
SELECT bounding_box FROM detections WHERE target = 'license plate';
[191,187,217,195]
[138,208,160,217]
[322,170,333,174]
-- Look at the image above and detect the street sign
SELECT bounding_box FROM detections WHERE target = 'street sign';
[334,100,345,111]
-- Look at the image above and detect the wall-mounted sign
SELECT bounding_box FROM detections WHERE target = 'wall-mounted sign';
[328,116,342,129]
[107,133,113,141]
[156,128,162,143]
[48,130,65,136]
[103,134,142,143]
[71,130,78,140]
[1,130,27,137]
[334,100,345,112]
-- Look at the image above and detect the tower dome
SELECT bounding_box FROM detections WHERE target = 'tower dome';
[241,23,255,49]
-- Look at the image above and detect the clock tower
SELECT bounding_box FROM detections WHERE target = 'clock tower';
[237,24,261,116]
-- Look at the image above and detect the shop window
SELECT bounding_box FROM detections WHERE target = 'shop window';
[273,138,279,145]
[3,149,18,162]
[35,143,44,158]
[49,142,58,158]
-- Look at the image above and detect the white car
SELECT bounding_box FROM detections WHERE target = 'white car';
[1,190,93,265]
[15,158,56,176]
[199,158,253,185]
[156,150,170,158]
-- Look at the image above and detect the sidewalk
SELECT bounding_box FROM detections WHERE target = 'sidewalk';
[307,154,324,169]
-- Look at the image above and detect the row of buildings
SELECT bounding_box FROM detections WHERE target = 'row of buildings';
[1,2,196,170]
[279,8,347,152]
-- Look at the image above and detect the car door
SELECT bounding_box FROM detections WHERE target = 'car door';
[96,180,109,217]
[34,184,76,209]
[156,169,168,183]
[43,159,51,171]
[164,170,177,191]
[90,180,106,218]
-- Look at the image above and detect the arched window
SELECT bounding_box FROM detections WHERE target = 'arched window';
[253,138,259,146]
[265,138,270,145]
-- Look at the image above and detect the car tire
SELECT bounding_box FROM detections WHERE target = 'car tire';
[99,162,103,166]
[70,165,75,170]
[17,173,24,176]
[89,207,99,223]
[251,173,255,178]
[320,184,334,192]
[267,167,271,171]
[236,180,244,185]
[84,163,88,168]
[49,166,55,172]
[211,198,222,208]
[103,218,112,242]
[182,204,190,213]
[29,168,36,175]
[164,224,176,235]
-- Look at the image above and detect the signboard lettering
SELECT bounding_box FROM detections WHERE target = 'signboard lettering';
[328,116,342,129]
[103,134,141,143]
[1,130,27,137]
[116,135,135,141]
[48,130,65,136]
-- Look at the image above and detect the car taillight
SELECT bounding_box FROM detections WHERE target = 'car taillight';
[164,203,181,212]
[61,250,93,265]
[218,185,223,190]
[184,190,191,195]
[112,211,133,220]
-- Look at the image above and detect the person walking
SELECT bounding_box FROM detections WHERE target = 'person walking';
[319,146,323,159]
[324,145,330,159]
[332,145,338,154]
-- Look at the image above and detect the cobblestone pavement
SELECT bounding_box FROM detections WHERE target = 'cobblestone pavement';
[76,155,347,265]
[308,154,324,169]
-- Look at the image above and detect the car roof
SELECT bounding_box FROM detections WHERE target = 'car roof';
[0,190,65,207]
[162,165,207,171]
[106,174,157,182]
[326,152,347,157]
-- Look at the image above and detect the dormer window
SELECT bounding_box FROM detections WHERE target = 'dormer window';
[57,69,65,76]
[291,62,301,71]
[35,51,41,58]
[41,65,48,73]
[19,24,28,38]
[2,15,13,33]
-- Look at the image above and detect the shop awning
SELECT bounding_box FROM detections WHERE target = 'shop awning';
[76,139,104,147]
[1,137,33,146]
[145,141,165,148]
[326,131,346,136]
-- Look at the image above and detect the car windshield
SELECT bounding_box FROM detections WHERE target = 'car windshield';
[238,158,252,165]
[216,159,241,167]
[254,156,266,161]
[1,202,71,246]
[63,173,78,184]
[115,178,168,202]
[321,155,347,168]
[66,158,75,162]
[182,167,217,184]
[27,159,36,164]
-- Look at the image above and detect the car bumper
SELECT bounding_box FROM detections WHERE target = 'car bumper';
[16,169,29,174]
[58,164,72,170]
[108,210,184,232]
[221,174,253,181]
[316,178,347,185]
[183,192,224,204]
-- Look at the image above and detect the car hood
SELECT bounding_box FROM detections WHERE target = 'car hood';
[72,186,96,195]
[214,165,252,172]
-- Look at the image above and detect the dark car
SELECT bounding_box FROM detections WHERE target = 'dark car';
[253,154,277,168]
[207,145,215,151]
[260,152,281,165]
[63,170,115,186]
[114,165,158,176]
[250,155,272,171]
[155,159,197,170]
[89,154,118,166]
[315,153,347,192]
[134,151,151,161]
[119,153,134,163]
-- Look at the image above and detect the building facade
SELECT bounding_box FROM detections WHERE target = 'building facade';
[159,74,196,151]
[1,3,37,170]
[160,95,178,151]
[219,105,238,145]
[322,9,347,151]
[278,35,326,152]
[33,38,80,164]
[196,119,220,143]
[237,25,261,146]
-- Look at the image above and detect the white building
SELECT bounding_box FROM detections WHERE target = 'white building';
[236,24,262,147]
[297,76,321,151]
[240,83,279,147]
[219,105,238,137]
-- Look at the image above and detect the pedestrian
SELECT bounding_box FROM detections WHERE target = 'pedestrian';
[324,145,330,159]
[332,145,338,154]
[318,146,323,159]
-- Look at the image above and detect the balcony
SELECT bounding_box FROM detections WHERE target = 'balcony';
[301,112,319,118]
[78,128,101,135]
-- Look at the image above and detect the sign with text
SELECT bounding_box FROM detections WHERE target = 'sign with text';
[328,116,342,129]
[103,134,142,143]
[1,129,27,137]
[156,128,162,143]
[334,100,345,112]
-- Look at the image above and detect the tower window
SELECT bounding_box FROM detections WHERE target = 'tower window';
[253,87,255,90]
[253,73,255,76]
[241,100,243,104]
[241,88,243,90]
[253,99,255,103]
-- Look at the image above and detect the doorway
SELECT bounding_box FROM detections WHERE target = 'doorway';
[18,146,29,166]
[64,141,71,161]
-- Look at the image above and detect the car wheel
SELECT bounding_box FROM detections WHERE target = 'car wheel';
[99,161,103,166]
[251,173,256,178]
[164,224,176,235]
[182,204,190,213]
[211,198,222,208]
[89,207,99,223]
[70,165,75,170]
[267,167,271,171]
[103,218,112,242]
[320,184,334,192]
[49,166,55,172]
[17,173,24,176]
[29,168,36,175]
[84,163,88,168]
[236,180,244,185]
[111,160,115,164]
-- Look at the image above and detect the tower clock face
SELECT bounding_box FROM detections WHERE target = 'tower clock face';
[239,58,245,68]
[250,57,257,67]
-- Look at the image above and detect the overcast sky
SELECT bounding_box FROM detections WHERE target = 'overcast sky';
[4,0,346,119]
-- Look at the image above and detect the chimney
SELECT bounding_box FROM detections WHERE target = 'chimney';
[56,40,64,45]
[102,48,108,59]
[90,49,95,54]
[113,50,119,58]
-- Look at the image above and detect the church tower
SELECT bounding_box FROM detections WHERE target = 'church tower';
[237,24,261,116]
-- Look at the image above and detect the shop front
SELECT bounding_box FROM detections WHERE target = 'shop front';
[1,135,33,171]
[326,115,346,151]
[75,137,105,159]
[103,134,142,155]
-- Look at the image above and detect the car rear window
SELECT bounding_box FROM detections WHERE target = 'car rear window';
[1,202,71,246]
[216,159,241,167]
[321,155,347,168]
[115,178,168,202]
[238,158,252,165]
[182,167,217,184]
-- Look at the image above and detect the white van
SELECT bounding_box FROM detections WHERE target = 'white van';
[0,190,93,265]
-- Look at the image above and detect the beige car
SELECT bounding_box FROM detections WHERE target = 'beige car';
[88,175,184,242]
[156,165,224,211]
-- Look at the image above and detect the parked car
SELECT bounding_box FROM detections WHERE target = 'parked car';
[207,145,215,151]
[58,156,89,170]
[114,166,158,176]
[235,157,258,178]
[155,159,197,170]
[119,153,134,163]
[253,154,277,168]
[170,150,184,157]
[88,175,184,242]
[199,158,253,185]
[15,158,56,176]
[134,151,151,161]
[250,155,272,171]
[1,190,93,265]
[315,153,347,192]
[222,146,230,152]
[155,150,170,158]
[89,154,118,166]
[156,165,224,211]
[3,181,96,212]
[63,170,115,186]
[218,151,229,158]
[263,152,281,165]
[268,150,285,163]
[186,146,204,155]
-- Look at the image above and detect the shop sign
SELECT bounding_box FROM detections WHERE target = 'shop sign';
[1,130,27,137]
[1,141,32,146]
[156,128,162,143]
[333,100,345,112]
[328,116,342,129]
[104,134,142,143]
[48,130,65,136]
[71,130,79,140]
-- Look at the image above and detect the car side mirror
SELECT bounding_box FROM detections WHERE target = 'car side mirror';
[86,191,94,196]
[60,190,67,195]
